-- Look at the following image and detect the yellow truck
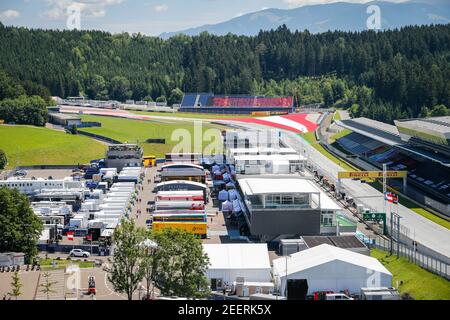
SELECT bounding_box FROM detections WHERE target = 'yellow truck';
[143,155,156,167]
[151,221,207,238]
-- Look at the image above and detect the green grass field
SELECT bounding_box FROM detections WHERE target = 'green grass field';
[333,111,341,121]
[79,115,226,157]
[129,110,256,119]
[39,258,95,270]
[371,249,450,300]
[329,128,351,143]
[0,125,106,169]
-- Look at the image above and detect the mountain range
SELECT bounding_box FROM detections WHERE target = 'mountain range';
[160,1,450,39]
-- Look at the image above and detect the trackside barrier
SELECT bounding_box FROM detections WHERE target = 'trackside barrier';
[366,236,449,280]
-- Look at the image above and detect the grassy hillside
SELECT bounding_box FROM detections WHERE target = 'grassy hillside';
[0,125,106,169]
[79,115,226,157]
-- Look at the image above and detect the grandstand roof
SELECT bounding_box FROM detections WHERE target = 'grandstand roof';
[396,116,450,135]
[336,118,450,167]
[336,118,403,146]
[238,178,320,195]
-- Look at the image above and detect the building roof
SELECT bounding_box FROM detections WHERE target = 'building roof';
[203,244,271,270]
[238,178,320,195]
[311,193,342,211]
[302,236,366,249]
[161,163,204,171]
[49,112,81,120]
[233,154,306,162]
[336,118,403,146]
[155,180,207,189]
[156,190,204,196]
[228,147,297,154]
[273,244,391,277]
[160,168,205,177]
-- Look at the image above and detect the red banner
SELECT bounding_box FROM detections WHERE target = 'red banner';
[207,96,293,108]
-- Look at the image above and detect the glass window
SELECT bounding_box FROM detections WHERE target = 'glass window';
[321,213,334,226]
[266,194,281,206]
[282,195,293,205]
[293,194,308,205]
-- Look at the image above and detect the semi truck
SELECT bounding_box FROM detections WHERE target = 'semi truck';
[151,221,207,237]
[155,200,205,211]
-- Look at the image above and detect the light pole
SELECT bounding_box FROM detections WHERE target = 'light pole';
[285,254,289,299]
[396,214,402,259]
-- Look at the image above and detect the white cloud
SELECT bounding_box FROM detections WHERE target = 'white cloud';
[0,9,20,20]
[43,0,125,19]
[154,4,169,12]
[282,0,408,8]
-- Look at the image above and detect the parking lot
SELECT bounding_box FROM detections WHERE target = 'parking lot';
[0,253,156,300]
[3,168,77,180]
[130,164,236,244]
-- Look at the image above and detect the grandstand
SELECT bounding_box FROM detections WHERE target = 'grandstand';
[335,117,450,216]
[180,93,294,114]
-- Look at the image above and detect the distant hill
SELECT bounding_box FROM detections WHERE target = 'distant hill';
[160,1,450,38]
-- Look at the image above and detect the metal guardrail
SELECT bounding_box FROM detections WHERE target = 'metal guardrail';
[77,130,122,144]
[367,237,449,280]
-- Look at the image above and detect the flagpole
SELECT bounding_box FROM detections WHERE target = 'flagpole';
[387,193,394,256]
[396,201,400,259]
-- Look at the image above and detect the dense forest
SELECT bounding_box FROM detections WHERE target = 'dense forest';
[0,71,50,126]
[0,23,449,122]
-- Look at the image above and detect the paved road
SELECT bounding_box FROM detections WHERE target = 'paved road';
[232,122,450,261]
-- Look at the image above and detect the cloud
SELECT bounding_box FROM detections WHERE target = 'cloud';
[43,0,125,19]
[0,9,20,20]
[154,4,169,12]
[282,0,408,8]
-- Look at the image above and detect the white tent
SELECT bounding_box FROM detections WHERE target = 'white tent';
[203,244,272,288]
[272,244,392,296]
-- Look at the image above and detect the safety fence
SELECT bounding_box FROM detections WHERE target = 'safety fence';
[367,236,450,280]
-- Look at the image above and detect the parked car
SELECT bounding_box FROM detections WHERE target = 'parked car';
[69,249,90,258]
[326,293,354,300]
[14,170,27,177]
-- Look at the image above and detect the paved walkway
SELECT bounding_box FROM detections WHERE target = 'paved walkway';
[128,164,236,244]
[35,269,66,300]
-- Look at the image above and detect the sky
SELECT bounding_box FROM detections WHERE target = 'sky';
[0,0,410,36]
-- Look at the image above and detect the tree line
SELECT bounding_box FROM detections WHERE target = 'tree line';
[0,70,51,126]
[0,23,449,122]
